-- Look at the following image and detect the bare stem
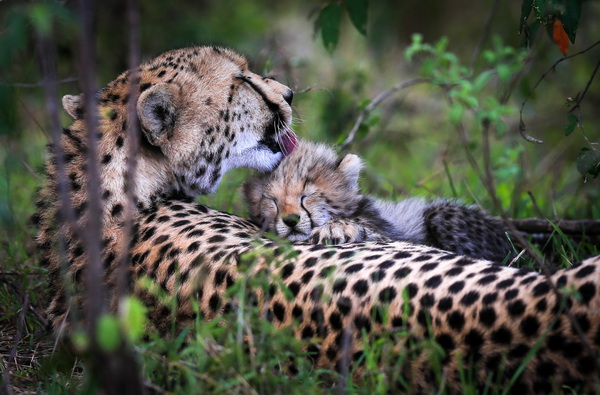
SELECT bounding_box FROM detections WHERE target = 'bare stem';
[340,78,430,150]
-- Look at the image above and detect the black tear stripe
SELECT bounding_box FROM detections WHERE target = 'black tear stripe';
[236,76,284,133]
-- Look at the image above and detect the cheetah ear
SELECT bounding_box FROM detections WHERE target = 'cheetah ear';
[137,83,181,147]
[336,153,363,185]
[62,94,84,120]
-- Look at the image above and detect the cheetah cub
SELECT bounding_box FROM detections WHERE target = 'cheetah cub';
[243,141,513,262]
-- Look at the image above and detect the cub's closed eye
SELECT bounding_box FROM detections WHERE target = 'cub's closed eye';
[262,75,278,82]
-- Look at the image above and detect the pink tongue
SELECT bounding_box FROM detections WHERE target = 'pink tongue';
[280,128,298,157]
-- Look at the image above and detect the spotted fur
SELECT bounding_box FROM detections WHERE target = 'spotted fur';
[35,47,600,392]
[243,141,513,262]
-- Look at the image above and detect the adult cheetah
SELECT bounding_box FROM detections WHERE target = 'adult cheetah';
[35,46,600,392]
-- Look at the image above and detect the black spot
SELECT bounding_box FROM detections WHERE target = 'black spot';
[208,235,225,243]
[578,282,596,305]
[445,267,463,276]
[352,280,369,297]
[339,251,355,259]
[140,83,151,92]
[532,281,551,296]
[535,298,548,313]
[547,333,565,351]
[535,361,556,376]
[496,278,515,289]
[354,315,371,334]
[304,257,318,267]
[379,287,397,303]
[337,297,352,316]
[345,264,363,274]
[519,315,540,337]
[571,313,591,334]
[465,329,484,361]
[563,341,583,359]
[332,278,347,294]
[447,311,465,331]
[507,300,526,317]
[272,301,286,322]
[154,234,169,244]
[448,280,465,294]
[504,288,519,300]
[287,281,300,297]
[370,270,386,282]
[157,70,166,77]
[477,274,497,285]
[420,262,439,271]
[405,283,418,299]
[394,267,411,279]
[301,326,314,339]
[508,344,529,358]
[281,263,295,280]
[214,269,228,286]
[482,292,498,304]
[435,333,455,357]
[424,275,442,289]
[116,136,124,148]
[187,241,199,253]
[208,293,221,312]
[438,297,453,312]
[101,154,112,164]
[319,265,335,278]
[292,305,303,320]
[301,270,314,284]
[460,291,480,307]
[329,311,343,331]
[575,264,595,278]
[394,251,412,259]
[420,293,435,308]
[479,307,496,327]
[491,326,512,344]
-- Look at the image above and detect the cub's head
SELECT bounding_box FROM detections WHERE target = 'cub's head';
[242,141,364,241]
[62,46,298,199]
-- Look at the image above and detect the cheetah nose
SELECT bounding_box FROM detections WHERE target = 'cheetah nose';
[282,214,300,228]
[283,89,294,105]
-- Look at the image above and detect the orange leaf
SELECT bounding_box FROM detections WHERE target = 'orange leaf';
[553,19,569,56]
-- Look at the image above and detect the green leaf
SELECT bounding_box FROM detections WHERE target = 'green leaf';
[448,104,463,124]
[97,315,121,352]
[576,148,600,178]
[560,0,582,43]
[519,0,533,33]
[564,113,578,136]
[346,0,368,36]
[497,64,512,83]
[119,296,148,343]
[319,4,342,53]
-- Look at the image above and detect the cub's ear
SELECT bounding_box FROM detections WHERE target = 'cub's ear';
[62,94,84,119]
[137,83,181,147]
[336,153,363,185]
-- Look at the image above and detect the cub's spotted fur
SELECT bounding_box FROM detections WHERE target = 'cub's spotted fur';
[35,47,600,392]
[243,141,512,262]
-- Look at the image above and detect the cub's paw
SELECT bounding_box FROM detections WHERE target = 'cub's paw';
[309,220,365,244]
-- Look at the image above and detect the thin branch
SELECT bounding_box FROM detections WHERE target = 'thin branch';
[1,294,29,395]
[469,0,501,72]
[519,40,600,144]
[340,78,430,150]
[76,0,104,332]
[567,56,600,114]
[0,77,78,88]
[118,0,141,303]
[509,218,600,235]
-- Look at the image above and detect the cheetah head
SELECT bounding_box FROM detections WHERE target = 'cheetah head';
[242,141,364,241]
[62,46,298,200]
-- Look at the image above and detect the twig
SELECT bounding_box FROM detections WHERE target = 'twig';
[519,40,600,144]
[0,77,78,88]
[469,0,501,72]
[77,0,104,333]
[1,294,29,395]
[567,57,600,114]
[509,218,600,235]
[340,78,430,149]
